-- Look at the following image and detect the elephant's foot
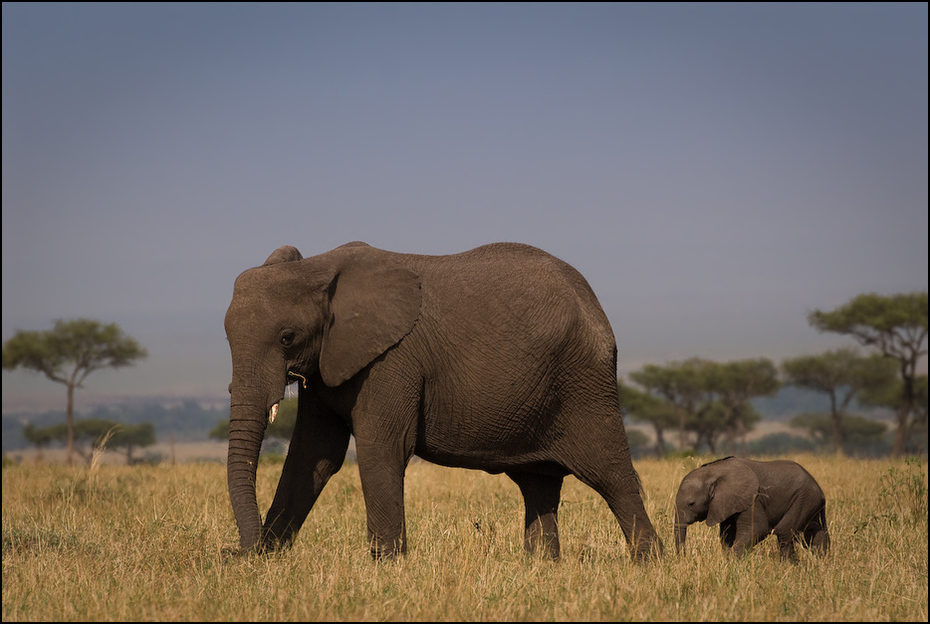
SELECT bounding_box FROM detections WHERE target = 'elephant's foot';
[629,534,663,562]
[524,528,561,561]
[809,530,830,554]
[369,536,406,561]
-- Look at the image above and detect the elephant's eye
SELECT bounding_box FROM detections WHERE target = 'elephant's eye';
[280,331,296,347]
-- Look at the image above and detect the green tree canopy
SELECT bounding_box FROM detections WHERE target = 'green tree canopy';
[109,423,157,464]
[705,359,778,453]
[72,418,123,463]
[23,422,67,447]
[781,348,898,455]
[20,418,153,464]
[628,357,710,451]
[790,412,889,454]
[3,319,148,464]
[619,380,677,456]
[23,423,68,462]
[627,357,777,453]
[808,292,928,456]
[858,374,928,454]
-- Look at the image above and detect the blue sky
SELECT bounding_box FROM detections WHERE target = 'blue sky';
[3,3,927,411]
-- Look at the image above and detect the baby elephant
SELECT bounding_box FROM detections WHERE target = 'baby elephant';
[675,456,829,559]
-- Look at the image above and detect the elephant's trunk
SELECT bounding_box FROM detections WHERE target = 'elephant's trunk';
[227,400,271,552]
[674,519,688,554]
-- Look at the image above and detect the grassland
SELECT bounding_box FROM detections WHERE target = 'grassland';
[2,454,927,621]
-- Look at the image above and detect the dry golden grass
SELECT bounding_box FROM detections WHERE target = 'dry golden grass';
[2,454,927,621]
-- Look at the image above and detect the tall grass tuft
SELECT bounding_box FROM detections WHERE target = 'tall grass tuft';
[2,455,927,620]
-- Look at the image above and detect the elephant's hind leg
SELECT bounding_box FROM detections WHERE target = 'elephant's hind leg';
[571,466,661,560]
[802,507,830,555]
[508,471,564,560]
[805,527,830,554]
[553,386,663,560]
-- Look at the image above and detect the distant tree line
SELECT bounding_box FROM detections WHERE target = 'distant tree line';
[23,420,155,465]
[3,291,926,463]
[622,292,928,457]
[8,400,229,435]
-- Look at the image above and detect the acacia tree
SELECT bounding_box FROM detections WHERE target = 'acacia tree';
[628,358,776,453]
[618,380,677,456]
[705,359,779,454]
[109,423,157,464]
[628,358,710,450]
[858,375,929,454]
[19,418,153,464]
[23,423,67,463]
[2,319,148,464]
[69,418,122,463]
[781,348,898,455]
[808,292,928,456]
[790,412,888,453]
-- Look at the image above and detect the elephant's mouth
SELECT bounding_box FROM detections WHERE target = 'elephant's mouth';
[266,370,311,425]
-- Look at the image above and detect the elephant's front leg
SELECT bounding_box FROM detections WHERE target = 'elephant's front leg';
[719,516,738,550]
[730,498,769,556]
[262,399,351,550]
[774,528,798,560]
[355,437,409,560]
[508,471,564,560]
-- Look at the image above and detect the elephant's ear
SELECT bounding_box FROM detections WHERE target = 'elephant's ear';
[319,246,421,387]
[264,245,304,265]
[706,460,759,526]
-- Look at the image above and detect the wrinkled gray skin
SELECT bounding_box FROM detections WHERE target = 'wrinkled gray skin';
[225,241,662,561]
[674,457,829,559]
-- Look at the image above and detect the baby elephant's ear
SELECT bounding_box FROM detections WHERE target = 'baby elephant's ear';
[706,461,760,526]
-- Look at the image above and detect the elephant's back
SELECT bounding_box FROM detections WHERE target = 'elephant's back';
[401,244,614,346]
[391,243,619,400]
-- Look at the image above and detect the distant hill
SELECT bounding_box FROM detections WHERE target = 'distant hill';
[751,386,832,420]
[751,385,895,422]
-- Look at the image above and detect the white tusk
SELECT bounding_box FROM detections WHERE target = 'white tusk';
[269,403,278,425]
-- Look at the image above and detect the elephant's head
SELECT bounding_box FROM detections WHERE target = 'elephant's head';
[673,457,758,553]
[224,242,421,551]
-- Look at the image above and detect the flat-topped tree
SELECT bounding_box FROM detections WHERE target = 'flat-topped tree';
[782,348,898,455]
[2,319,148,464]
[808,292,928,456]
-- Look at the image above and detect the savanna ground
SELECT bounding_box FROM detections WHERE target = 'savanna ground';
[2,453,927,621]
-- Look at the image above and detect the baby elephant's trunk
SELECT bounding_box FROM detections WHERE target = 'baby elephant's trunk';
[674,520,688,554]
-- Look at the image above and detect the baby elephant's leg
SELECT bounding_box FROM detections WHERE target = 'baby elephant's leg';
[718,517,737,550]
[773,526,797,560]
[802,509,830,555]
[731,499,769,556]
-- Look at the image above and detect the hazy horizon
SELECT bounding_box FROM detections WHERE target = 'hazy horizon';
[3,3,927,412]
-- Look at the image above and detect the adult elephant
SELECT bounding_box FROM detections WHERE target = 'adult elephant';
[224,241,662,561]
